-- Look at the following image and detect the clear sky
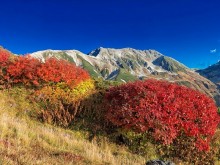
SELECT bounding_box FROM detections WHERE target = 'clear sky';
[1,0,220,68]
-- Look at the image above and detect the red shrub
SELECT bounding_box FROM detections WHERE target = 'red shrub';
[0,48,12,85]
[105,79,220,151]
[5,56,90,87]
[6,56,41,86]
[36,58,89,87]
[0,48,10,66]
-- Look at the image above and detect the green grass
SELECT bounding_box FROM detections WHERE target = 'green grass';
[42,51,75,64]
[115,69,138,82]
[59,52,75,63]
[176,81,193,88]
[76,55,100,78]
[153,56,187,73]
[100,68,110,78]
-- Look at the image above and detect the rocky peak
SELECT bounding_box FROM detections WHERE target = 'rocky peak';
[88,47,104,57]
[88,47,162,60]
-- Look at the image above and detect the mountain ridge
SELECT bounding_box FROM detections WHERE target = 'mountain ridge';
[31,47,184,78]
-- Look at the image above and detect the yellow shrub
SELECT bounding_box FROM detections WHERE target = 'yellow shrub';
[35,79,95,126]
[71,79,95,100]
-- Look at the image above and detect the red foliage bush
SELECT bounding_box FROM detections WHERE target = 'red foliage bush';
[105,79,220,151]
[0,48,12,85]
[0,48,10,66]
[3,55,90,87]
[36,58,89,87]
[6,56,41,86]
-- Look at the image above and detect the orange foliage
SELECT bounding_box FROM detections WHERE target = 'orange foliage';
[36,58,89,87]
[1,55,90,87]
[0,48,12,85]
[0,48,11,66]
[6,56,41,86]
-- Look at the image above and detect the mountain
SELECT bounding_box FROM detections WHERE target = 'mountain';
[30,47,220,106]
[31,47,187,80]
[197,62,220,105]
[197,61,220,87]
[152,56,187,72]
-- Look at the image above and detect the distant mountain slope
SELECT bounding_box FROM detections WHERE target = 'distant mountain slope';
[197,62,220,105]
[197,61,220,87]
[30,47,220,105]
[152,56,187,72]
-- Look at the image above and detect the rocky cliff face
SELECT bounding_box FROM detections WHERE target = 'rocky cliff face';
[31,47,220,106]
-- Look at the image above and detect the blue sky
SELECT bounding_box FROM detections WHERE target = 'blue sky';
[1,0,220,68]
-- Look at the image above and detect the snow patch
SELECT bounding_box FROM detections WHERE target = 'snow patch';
[121,79,126,83]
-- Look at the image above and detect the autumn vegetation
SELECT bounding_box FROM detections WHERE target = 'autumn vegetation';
[104,80,220,163]
[0,48,94,126]
[0,47,220,164]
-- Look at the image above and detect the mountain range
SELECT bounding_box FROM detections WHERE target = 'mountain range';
[30,47,220,106]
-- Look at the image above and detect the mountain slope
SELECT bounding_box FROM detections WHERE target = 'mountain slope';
[152,56,187,72]
[30,47,220,105]
[197,62,220,105]
[197,61,220,87]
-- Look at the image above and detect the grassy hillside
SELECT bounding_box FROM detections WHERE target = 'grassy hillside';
[153,56,187,73]
[42,51,75,64]
[76,55,101,78]
[0,88,146,165]
[115,69,138,82]
[2,87,220,165]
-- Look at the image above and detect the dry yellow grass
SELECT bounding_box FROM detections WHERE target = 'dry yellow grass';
[0,89,146,165]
